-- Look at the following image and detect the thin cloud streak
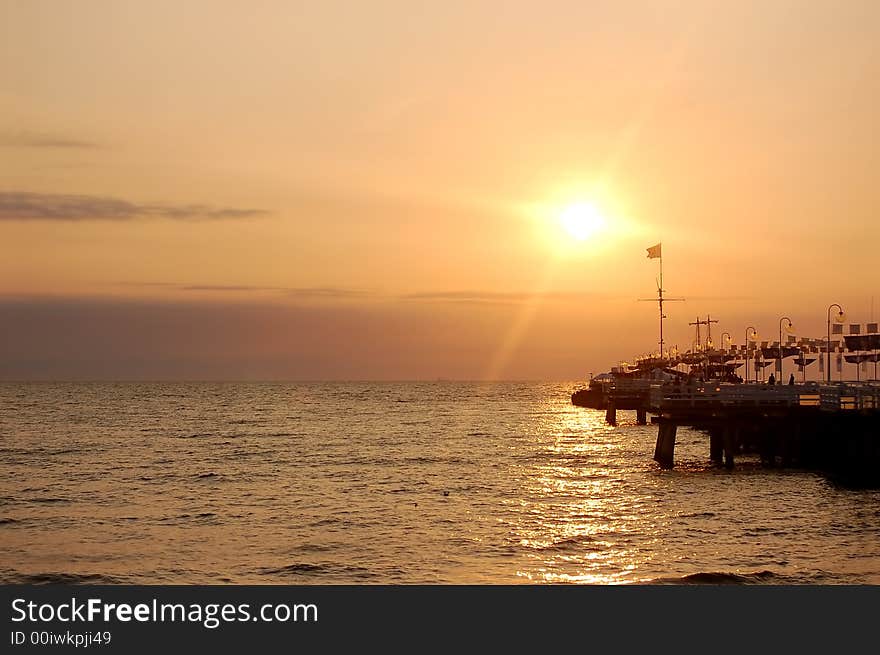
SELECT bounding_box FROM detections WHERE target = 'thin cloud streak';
[0,131,103,150]
[181,285,282,292]
[119,282,613,304]
[0,192,270,221]
[121,282,370,298]
[283,287,370,299]
[401,290,616,304]
[181,285,369,299]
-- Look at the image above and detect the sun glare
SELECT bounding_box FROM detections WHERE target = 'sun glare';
[559,203,606,241]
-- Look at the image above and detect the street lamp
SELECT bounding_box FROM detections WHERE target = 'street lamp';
[778,316,794,384]
[704,337,713,378]
[745,326,757,383]
[826,303,845,384]
[719,332,731,380]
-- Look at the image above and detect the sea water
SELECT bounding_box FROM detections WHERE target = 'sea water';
[2,382,879,584]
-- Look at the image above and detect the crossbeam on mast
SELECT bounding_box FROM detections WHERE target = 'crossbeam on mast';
[638,250,683,355]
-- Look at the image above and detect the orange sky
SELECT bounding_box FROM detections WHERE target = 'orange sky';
[2,1,878,379]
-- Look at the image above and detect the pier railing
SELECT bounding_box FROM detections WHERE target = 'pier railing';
[647,382,880,413]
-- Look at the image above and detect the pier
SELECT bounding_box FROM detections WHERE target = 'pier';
[591,379,880,485]
[572,245,880,483]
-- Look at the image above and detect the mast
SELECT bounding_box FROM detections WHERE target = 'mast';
[642,243,683,358]
[659,254,664,353]
[689,317,704,349]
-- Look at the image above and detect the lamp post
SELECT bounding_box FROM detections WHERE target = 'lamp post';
[719,332,731,380]
[826,303,845,384]
[778,316,793,384]
[704,337,712,378]
[745,327,757,383]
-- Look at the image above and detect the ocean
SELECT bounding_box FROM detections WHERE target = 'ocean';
[2,381,879,585]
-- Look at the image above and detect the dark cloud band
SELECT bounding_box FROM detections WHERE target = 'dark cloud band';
[0,191,269,221]
[0,131,101,149]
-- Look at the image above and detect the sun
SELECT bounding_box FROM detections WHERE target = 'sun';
[559,202,606,241]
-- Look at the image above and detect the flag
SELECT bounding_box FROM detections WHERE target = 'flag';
[646,243,661,259]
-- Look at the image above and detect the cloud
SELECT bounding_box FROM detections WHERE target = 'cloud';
[0,295,613,381]
[121,282,370,299]
[283,287,369,299]
[0,131,102,149]
[676,295,756,302]
[401,290,610,304]
[0,191,269,221]
[180,285,279,292]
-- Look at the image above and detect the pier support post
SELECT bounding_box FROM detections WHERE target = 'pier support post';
[636,409,647,425]
[722,426,736,470]
[759,430,776,467]
[605,402,617,426]
[654,422,677,469]
[780,420,799,468]
[709,428,723,466]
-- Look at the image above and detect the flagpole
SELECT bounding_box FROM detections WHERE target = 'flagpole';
[658,252,664,355]
[642,243,680,361]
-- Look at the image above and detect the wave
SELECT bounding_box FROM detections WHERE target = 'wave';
[522,536,601,552]
[649,570,780,585]
[156,512,219,525]
[46,448,83,456]
[0,571,126,585]
[260,563,327,575]
[258,562,378,579]
[183,431,303,440]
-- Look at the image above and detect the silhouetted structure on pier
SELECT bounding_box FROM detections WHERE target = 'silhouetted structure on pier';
[586,379,880,485]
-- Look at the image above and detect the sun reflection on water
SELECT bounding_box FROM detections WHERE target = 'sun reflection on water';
[504,395,656,584]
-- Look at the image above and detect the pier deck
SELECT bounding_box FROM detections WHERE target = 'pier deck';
[596,381,880,483]
[649,381,880,415]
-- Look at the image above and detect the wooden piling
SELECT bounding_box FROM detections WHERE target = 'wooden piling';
[636,409,647,425]
[605,403,617,426]
[758,428,776,467]
[722,426,736,470]
[654,422,677,469]
[709,428,723,466]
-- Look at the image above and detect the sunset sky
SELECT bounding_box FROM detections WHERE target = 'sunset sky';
[2,1,879,380]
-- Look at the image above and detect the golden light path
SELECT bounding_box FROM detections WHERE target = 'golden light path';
[509,397,658,585]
